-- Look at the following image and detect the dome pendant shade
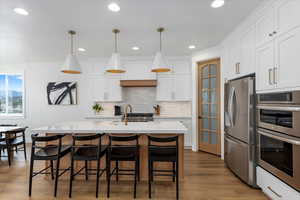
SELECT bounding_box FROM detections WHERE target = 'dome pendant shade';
[106,52,125,73]
[151,27,171,73]
[106,29,125,73]
[61,54,81,74]
[61,30,82,74]
[151,51,171,72]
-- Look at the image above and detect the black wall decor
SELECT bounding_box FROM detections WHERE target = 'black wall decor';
[47,82,77,105]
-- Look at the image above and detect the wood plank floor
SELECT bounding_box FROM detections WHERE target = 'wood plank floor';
[0,148,267,200]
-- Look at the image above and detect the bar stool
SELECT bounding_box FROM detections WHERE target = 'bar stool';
[147,135,179,199]
[28,134,71,197]
[107,135,140,199]
[69,133,108,198]
[0,127,27,166]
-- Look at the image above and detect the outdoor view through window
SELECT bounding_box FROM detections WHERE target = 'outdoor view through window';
[0,74,23,115]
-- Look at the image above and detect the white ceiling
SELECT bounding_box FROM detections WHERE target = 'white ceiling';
[0,0,262,63]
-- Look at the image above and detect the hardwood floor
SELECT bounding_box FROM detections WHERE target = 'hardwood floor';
[0,148,267,200]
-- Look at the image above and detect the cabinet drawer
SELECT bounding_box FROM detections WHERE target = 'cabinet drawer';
[257,167,300,200]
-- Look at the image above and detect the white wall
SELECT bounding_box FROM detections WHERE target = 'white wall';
[0,56,191,141]
[190,46,225,159]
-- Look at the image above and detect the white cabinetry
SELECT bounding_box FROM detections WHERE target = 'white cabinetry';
[122,61,156,80]
[275,0,300,36]
[256,41,276,91]
[89,75,122,102]
[228,38,241,76]
[174,74,191,101]
[156,74,191,101]
[257,167,300,200]
[275,25,300,89]
[256,6,275,47]
[156,76,174,101]
[255,0,300,92]
[240,26,256,75]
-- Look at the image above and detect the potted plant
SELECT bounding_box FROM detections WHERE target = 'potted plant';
[92,103,104,114]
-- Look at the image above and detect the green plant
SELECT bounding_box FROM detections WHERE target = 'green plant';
[92,103,104,113]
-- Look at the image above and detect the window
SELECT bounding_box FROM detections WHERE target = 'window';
[0,73,24,116]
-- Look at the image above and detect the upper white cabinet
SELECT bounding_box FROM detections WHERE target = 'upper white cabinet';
[156,74,191,101]
[228,38,241,76]
[240,26,256,75]
[122,61,156,80]
[256,41,276,91]
[174,74,191,101]
[255,0,300,92]
[256,5,275,47]
[275,26,300,89]
[90,77,106,101]
[89,75,122,102]
[171,60,191,74]
[275,0,300,36]
[156,76,174,101]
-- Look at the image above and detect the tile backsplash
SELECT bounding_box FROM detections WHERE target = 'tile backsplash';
[95,88,191,117]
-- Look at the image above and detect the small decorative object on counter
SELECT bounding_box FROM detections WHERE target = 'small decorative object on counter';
[153,104,160,115]
[92,103,104,114]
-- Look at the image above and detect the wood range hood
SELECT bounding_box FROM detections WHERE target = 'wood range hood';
[120,80,157,87]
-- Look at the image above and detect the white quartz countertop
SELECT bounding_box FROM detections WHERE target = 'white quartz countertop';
[31,120,187,134]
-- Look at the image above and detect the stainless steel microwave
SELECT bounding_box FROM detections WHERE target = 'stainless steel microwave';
[257,105,300,138]
[258,128,300,192]
[258,91,300,104]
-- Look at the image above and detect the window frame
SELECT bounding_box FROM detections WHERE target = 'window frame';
[0,72,25,119]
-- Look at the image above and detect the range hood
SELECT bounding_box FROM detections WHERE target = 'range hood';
[120,80,157,87]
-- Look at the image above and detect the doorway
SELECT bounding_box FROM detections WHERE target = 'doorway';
[198,58,221,156]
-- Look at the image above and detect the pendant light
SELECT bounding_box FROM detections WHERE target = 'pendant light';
[151,27,171,73]
[106,29,125,73]
[61,30,82,74]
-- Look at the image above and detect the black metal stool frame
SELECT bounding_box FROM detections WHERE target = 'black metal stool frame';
[69,133,107,198]
[107,134,140,199]
[148,135,179,200]
[28,134,71,197]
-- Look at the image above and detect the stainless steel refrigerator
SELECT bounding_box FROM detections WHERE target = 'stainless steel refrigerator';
[224,75,257,187]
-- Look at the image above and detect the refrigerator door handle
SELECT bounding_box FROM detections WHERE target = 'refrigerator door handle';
[232,87,237,126]
[228,87,235,127]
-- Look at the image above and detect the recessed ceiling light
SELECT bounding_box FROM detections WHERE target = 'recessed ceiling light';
[14,8,29,16]
[108,3,120,12]
[211,0,225,8]
[189,45,196,49]
[132,46,140,51]
[78,48,86,52]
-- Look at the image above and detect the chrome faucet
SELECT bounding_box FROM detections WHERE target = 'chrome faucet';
[124,104,133,125]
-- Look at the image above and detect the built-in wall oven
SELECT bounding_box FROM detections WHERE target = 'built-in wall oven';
[257,91,300,192]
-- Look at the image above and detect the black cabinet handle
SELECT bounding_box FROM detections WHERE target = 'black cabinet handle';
[198,116,202,119]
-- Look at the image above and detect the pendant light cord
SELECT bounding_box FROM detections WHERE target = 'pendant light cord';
[70,33,74,55]
[160,31,162,52]
[115,31,118,53]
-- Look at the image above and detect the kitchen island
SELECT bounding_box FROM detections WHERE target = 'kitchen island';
[32,120,187,180]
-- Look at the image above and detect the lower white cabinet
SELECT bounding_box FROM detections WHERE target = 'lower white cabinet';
[257,167,300,200]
